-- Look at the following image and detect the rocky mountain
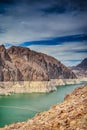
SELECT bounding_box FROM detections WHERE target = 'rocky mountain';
[76,58,87,70]
[0,45,76,81]
[70,58,87,78]
[1,84,87,130]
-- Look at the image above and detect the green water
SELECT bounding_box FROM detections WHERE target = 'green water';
[0,82,85,127]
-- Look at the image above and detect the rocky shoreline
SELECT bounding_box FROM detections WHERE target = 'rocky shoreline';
[0,79,81,95]
[0,84,87,130]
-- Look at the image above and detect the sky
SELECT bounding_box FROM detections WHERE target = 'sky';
[0,0,87,66]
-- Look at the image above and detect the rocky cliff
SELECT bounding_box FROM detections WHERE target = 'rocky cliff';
[71,58,87,78]
[1,84,87,130]
[0,45,76,81]
[76,58,87,70]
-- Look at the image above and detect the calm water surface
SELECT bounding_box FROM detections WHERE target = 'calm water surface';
[0,82,85,127]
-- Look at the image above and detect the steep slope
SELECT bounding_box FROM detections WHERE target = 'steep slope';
[1,84,87,130]
[76,58,87,70]
[0,45,22,81]
[71,58,87,78]
[0,45,76,81]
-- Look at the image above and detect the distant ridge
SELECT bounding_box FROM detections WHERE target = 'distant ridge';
[70,58,87,78]
[0,45,76,81]
[76,58,87,70]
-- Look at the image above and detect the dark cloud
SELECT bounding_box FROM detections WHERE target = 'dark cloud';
[0,0,14,4]
[0,0,87,44]
[0,0,87,11]
[0,0,87,16]
[42,0,87,14]
[0,0,37,4]
[70,49,87,53]
[0,0,15,15]
[20,34,87,47]
[0,6,6,14]
[0,0,86,66]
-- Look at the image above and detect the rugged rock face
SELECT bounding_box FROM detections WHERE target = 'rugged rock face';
[71,58,87,78]
[77,58,87,70]
[0,45,76,81]
[0,45,22,81]
[0,45,11,61]
[1,84,87,130]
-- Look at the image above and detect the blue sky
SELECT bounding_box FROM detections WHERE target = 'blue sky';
[0,0,87,66]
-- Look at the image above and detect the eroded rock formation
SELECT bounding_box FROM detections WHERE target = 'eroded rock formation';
[0,45,76,81]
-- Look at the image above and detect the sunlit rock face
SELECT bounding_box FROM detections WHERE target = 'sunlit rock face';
[0,45,22,81]
[0,45,76,81]
[0,45,11,61]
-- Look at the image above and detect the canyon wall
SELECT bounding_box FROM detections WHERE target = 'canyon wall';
[0,79,81,95]
[0,45,76,81]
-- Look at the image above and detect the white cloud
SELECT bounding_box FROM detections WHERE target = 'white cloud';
[0,3,87,44]
[29,41,87,66]
[0,0,87,66]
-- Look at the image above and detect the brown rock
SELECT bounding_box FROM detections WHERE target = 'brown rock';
[0,45,76,81]
[1,85,86,130]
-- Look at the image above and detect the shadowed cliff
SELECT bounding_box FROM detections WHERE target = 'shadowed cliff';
[70,58,87,78]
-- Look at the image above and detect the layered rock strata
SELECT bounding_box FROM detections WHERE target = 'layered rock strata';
[0,79,80,95]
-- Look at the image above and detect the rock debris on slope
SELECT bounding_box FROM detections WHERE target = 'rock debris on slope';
[1,84,87,130]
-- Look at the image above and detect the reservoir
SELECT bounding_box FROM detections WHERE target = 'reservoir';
[0,82,85,128]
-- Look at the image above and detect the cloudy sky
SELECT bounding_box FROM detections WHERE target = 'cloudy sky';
[0,0,87,66]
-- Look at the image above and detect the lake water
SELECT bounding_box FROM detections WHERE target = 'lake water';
[0,82,85,127]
